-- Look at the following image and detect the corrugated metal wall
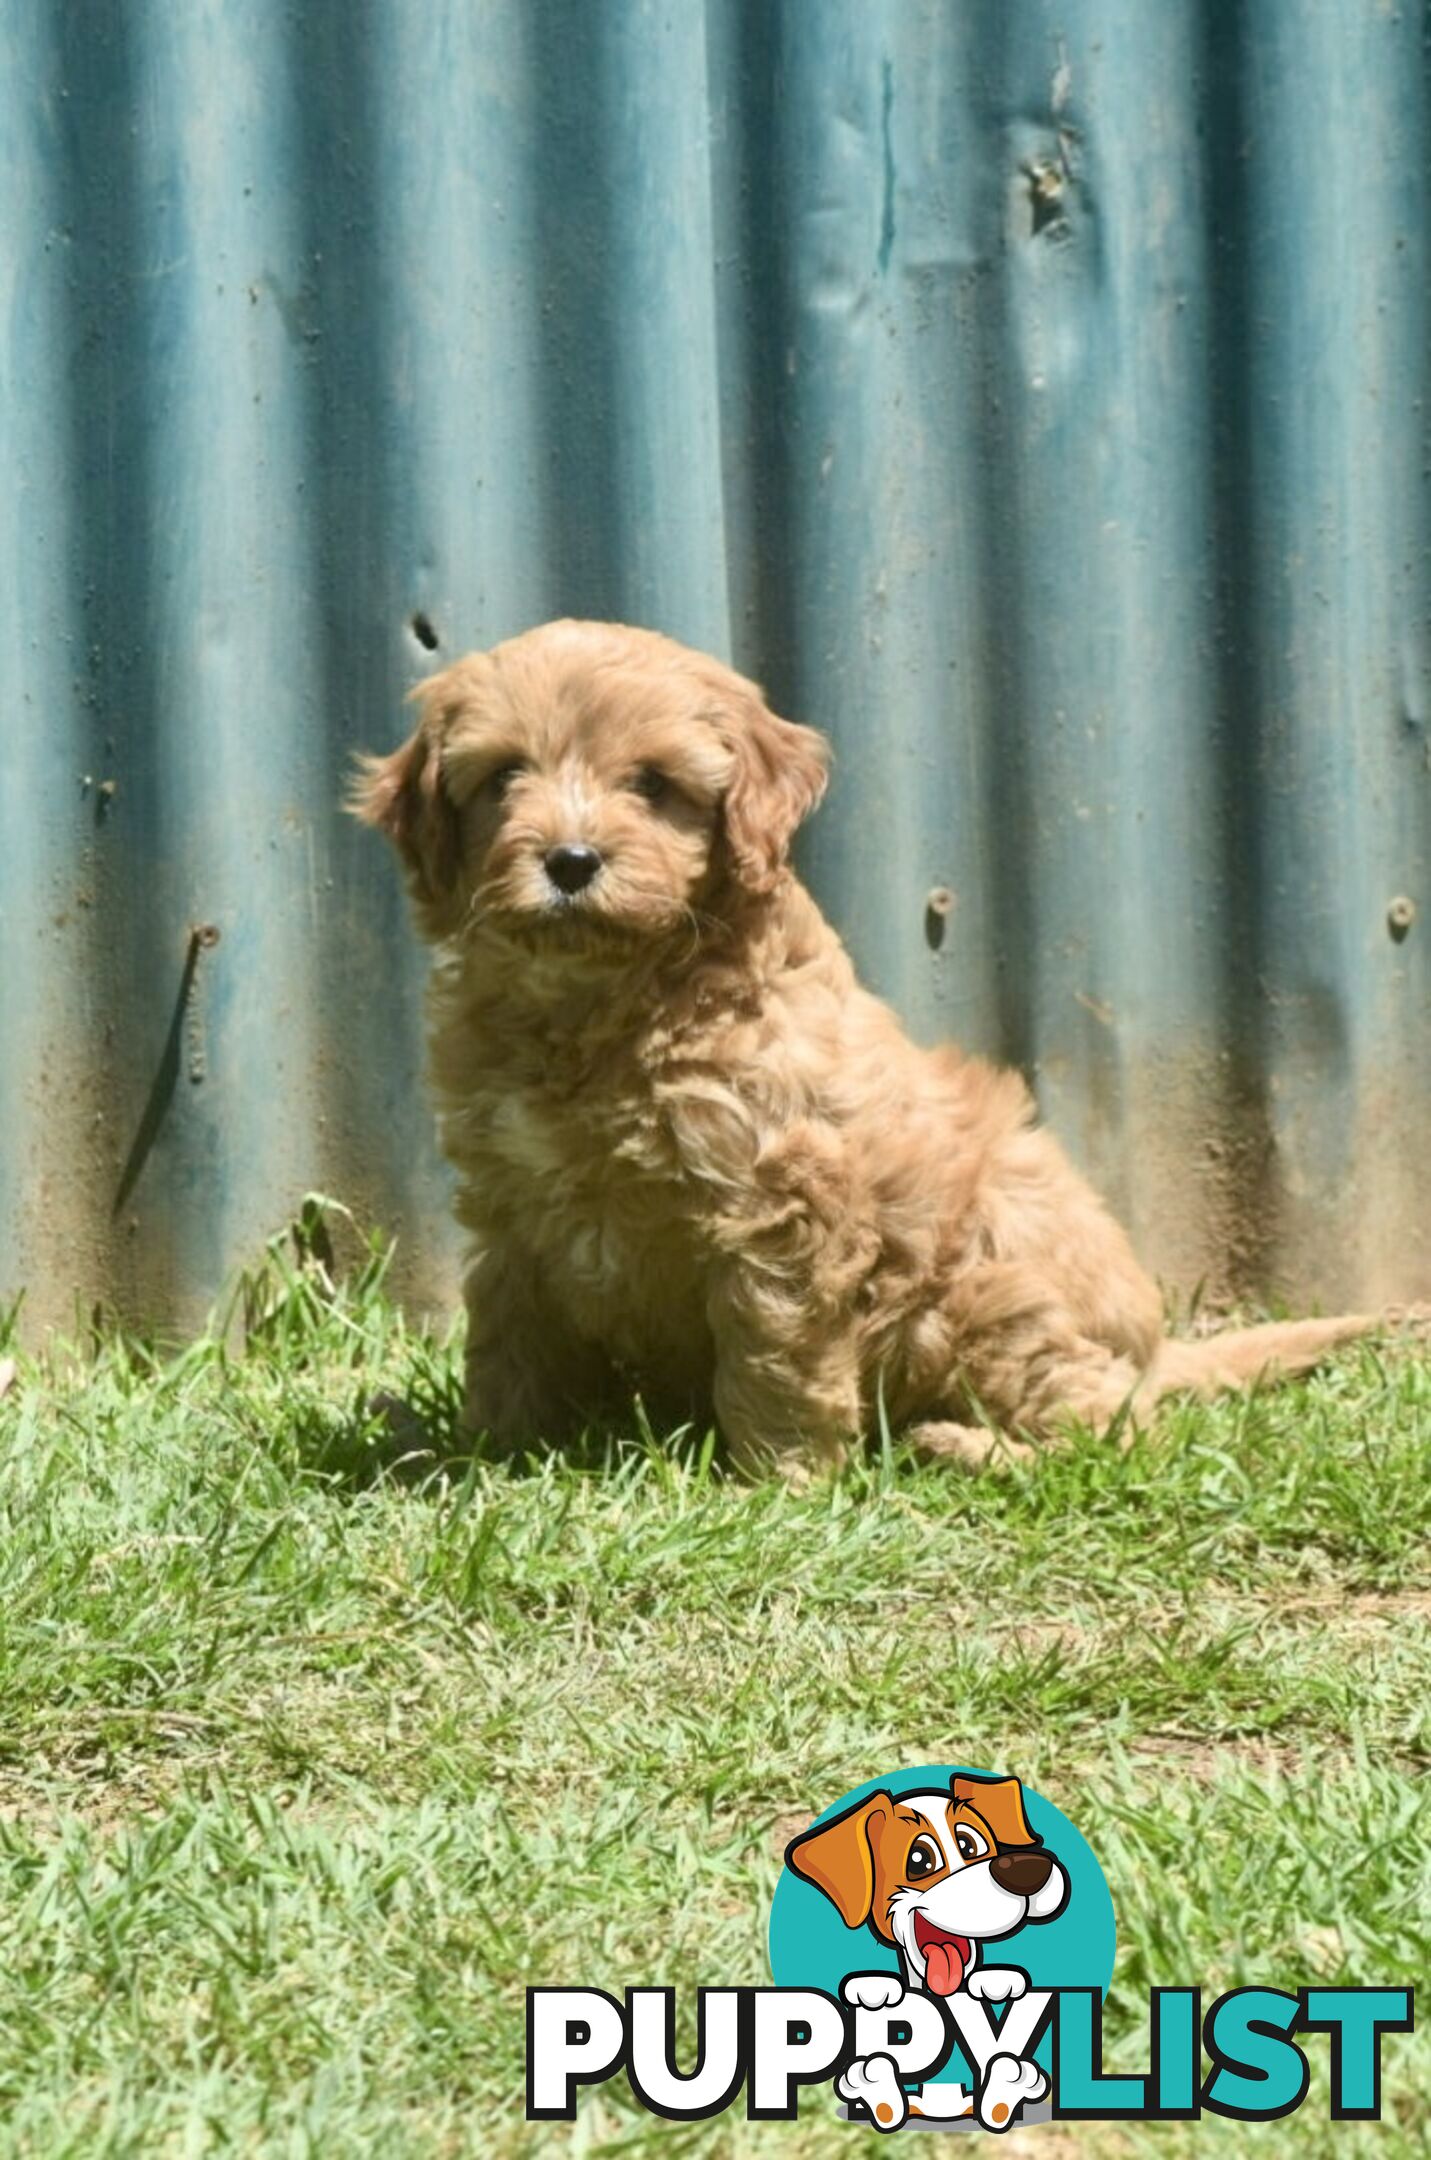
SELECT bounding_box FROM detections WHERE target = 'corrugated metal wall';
[3,1,1427,1339]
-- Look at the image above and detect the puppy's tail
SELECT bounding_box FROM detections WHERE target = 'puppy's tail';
[1146,1310,1416,1402]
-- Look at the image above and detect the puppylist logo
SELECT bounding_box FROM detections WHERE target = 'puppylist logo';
[527,1766,1414,2131]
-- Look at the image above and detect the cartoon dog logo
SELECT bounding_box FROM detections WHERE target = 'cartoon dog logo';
[786,1772,1068,2131]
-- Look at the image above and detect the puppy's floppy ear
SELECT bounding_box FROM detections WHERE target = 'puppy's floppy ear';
[785,1792,892,1929]
[952,1774,1039,1850]
[349,669,460,917]
[708,668,829,894]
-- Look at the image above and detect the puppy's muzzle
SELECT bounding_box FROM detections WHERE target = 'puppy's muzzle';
[544,842,603,895]
[989,1849,1053,1897]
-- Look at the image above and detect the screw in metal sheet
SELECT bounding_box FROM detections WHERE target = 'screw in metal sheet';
[1386,896,1415,942]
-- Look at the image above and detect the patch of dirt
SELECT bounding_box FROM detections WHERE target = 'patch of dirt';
[770,1809,814,1860]
[0,1764,185,1836]
[979,1589,1431,1650]
[1124,1734,1427,1783]
[1270,1588,1431,1623]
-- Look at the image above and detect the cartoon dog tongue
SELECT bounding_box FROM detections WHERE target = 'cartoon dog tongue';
[922,1933,969,1995]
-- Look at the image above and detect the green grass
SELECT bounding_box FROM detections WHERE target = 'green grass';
[0,1208,1426,2155]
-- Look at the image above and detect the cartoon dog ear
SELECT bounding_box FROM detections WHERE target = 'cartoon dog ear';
[952,1774,1039,1849]
[349,669,462,927]
[704,665,829,894]
[785,1793,892,1929]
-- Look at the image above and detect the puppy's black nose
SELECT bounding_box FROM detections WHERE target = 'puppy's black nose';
[990,1850,1053,1896]
[544,843,602,895]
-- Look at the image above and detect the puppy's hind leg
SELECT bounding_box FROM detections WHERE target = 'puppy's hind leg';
[916,1265,1157,1469]
[905,1357,1139,1472]
[906,1420,1038,1472]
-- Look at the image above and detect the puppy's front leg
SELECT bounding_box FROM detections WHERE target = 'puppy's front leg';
[707,1265,860,1481]
[462,1245,617,1451]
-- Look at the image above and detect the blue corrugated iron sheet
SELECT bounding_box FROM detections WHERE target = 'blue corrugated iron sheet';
[2,1,1427,1336]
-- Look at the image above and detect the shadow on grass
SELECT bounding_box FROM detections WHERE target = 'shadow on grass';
[279,1371,732,1496]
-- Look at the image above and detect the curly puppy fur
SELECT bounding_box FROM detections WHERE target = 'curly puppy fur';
[354,619,1382,1478]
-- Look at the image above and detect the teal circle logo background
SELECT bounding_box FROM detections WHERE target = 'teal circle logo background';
[768,1766,1115,2076]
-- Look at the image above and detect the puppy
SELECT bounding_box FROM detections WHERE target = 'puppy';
[354,617,1387,1478]
[786,1774,1067,1998]
[788,1775,1064,2130]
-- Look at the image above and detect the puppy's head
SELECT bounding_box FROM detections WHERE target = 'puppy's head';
[786,1775,1068,1998]
[350,620,828,952]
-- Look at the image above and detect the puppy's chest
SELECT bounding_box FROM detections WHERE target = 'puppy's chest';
[464,1081,705,1321]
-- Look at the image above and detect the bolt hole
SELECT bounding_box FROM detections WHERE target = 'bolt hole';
[1023,156,1066,238]
[925,885,955,951]
[410,611,439,652]
[1387,895,1416,942]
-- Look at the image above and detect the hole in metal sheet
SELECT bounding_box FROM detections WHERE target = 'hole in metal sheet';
[1024,156,1065,236]
[925,885,955,950]
[410,611,440,652]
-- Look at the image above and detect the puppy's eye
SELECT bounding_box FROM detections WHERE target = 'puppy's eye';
[906,1837,942,1880]
[483,761,526,802]
[955,1827,989,1864]
[631,764,670,805]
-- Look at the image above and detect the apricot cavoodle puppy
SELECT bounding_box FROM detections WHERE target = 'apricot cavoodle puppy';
[354,618,1380,1479]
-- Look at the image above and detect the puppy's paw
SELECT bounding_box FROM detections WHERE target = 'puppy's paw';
[978,2052,1048,2131]
[965,1966,1027,2003]
[905,1420,1037,1473]
[841,1971,905,2012]
[837,2054,907,2131]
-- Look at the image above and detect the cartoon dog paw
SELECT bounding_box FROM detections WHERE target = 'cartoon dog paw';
[978,2052,1048,2132]
[965,1966,1028,2003]
[837,2054,907,2132]
[841,1971,906,2012]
